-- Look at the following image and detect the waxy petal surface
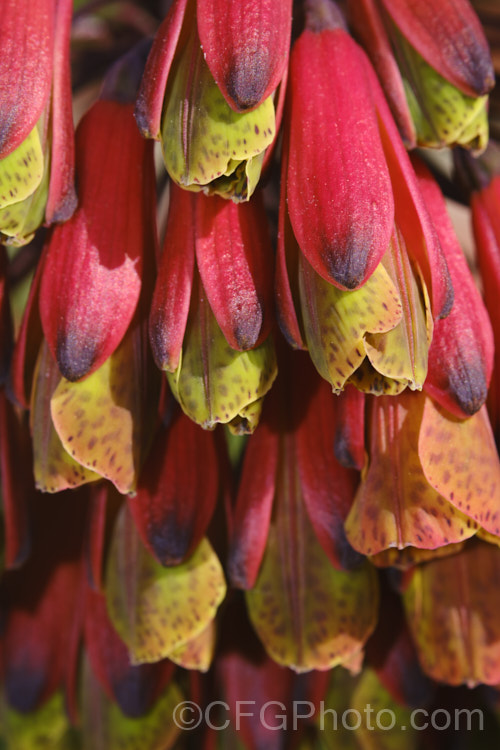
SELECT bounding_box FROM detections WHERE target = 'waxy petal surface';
[419,399,500,538]
[334,386,366,471]
[40,101,151,382]
[345,393,479,557]
[228,398,279,589]
[287,28,393,290]
[299,254,402,393]
[380,0,494,97]
[45,0,76,224]
[195,191,273,350]
[0,0,53,158]
[106,506,226,664]
[128,410,219,566]
[403,542,500,685]
[197,0,292,111]
[414,157,493,417]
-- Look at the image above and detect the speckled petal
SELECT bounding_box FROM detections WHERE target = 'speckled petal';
[419,399,500,538]
[380,0,494,96]
[246,446,378,672]
[402,542,500,685]
[31,341,100,493]
[81,656,182,750]
[345,393,478,556]
[299,253,402,393]
[168,621,216,673]
[167,273,277,431]
[50,333,143,495]
[106,506,226,664]
[161,27,275,201]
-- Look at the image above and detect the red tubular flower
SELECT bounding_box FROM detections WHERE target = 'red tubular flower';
[349,0,494,150]
[135,0,289,200]
[412,155,493,418]
[228,349,359,590]
[285,2,394,290]
[0,0,75,242]
[149,184,276,432]
[472,174,500,435]
[39,98,157,382]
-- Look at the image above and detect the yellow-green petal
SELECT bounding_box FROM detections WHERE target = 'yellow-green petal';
[161,29,275,202]
[106,506,226,664]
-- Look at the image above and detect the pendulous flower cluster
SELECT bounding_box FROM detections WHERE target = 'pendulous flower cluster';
[1,0,500,747]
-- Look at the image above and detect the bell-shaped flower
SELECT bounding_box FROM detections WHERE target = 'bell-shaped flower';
[228,349,377,672]
[349,0,494,150]
[0,0,76,245]
[149,184,276,433]
[345,389,500,561]
[278,12,453,397]
[135,0,290,201]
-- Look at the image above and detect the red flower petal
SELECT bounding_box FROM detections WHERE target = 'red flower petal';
[195,191,273,351]
[85,587,174,717]
[348,0,416,147]
[334,385,366,471]
[40,100,154,381]
[294,359,360,570]
[149,184,195,372]
[134,0,190,139]
[367,60,454,319]
[286,27,394,290]
[380,0,494,96]
[0,0,54,157]
[197,0,292,111]
[0,492,88,712]
[227,392,279,589]
[45,0,76,224]
[413,156,493,417]
[128,409,219,566]
[472,176,500,435]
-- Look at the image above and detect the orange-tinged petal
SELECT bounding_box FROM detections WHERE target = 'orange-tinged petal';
[403,542,500,686]
[419,399,500,538]
[345,393,478,556]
